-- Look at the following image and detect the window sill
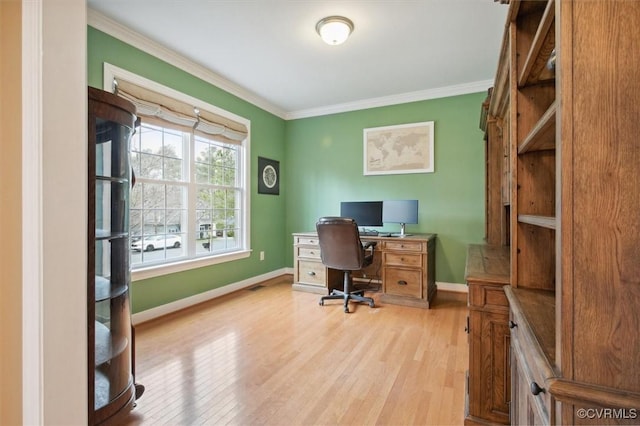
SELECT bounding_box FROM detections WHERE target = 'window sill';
[131,250,251,281]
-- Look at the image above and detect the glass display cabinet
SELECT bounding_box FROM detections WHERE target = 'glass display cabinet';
[88,87,142,424]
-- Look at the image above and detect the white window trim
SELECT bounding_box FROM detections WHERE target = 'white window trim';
[131,249,252,281]
[103,63,251,279]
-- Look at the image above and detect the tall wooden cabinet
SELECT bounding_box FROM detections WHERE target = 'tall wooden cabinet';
[465,244,511,425]
[88,87,142,424]
[472,1,640,424]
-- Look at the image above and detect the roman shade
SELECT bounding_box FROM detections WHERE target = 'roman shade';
[115,78,247,145]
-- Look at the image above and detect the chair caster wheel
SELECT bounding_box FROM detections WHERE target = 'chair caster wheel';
[319,300,324,306]
[369,301,375,308]
[344,307,349,313]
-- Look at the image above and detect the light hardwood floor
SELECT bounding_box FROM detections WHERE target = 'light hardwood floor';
[122,276,468,426]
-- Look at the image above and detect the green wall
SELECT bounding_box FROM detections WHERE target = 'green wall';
[88,27,287,313]
[88,26,486,313]
[284,95,486,284]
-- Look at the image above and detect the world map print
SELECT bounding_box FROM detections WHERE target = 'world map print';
[364,122,434,175]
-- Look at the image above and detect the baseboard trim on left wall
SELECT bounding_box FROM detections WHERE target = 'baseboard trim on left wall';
[132,268,291,325]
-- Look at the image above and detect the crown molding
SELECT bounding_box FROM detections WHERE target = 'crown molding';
[284,79,494,120]
[87,9,288,119]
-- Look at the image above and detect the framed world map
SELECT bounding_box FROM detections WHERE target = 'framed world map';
[363,121,434,175]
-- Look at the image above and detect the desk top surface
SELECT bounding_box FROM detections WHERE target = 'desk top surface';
[293,231,436,241]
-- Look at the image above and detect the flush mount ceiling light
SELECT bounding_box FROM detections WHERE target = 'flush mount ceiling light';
[316,16,354,46]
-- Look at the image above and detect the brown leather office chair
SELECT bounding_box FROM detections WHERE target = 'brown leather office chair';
[316,217,377,313]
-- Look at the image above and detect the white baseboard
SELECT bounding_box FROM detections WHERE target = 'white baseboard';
[437,281,468,293]
[132,268,290,325]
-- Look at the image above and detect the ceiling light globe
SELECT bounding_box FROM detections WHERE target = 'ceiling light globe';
[316,16,354,46]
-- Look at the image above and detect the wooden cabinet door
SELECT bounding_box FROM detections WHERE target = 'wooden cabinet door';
[511,343,547,426]
[469,309,510,424]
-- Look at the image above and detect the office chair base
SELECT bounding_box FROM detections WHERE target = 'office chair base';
[319,289,375,313]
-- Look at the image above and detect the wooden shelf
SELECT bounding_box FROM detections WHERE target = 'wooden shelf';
[504,286,556,366]
[94,370,110,409]
[95,321,129,366]
[96,175,128,184]
[96,229,128,240]
[518,0,555,87]
[95,276,128,302]
[464,244,510,285]
[95,276,111,301]
[518,101,556,154]
[518,214,556,229]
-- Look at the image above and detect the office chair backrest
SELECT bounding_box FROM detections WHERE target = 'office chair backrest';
[316,217,365,271]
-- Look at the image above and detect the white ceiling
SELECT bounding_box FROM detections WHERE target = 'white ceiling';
[87,0,508,119]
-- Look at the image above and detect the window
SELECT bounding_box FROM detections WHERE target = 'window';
[104,64,250,279]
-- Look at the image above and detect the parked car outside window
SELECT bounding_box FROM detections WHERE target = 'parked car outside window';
[131,235,182,252]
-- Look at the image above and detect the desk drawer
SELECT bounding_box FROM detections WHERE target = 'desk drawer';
[384,252,422,268]
[384,240,424,252]
[296,236,319,246]
[384,267,422,298]
[298,247,321,259]
[297,260,326,286]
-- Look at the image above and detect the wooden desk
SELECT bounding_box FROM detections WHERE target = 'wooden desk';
[292,232,437,309]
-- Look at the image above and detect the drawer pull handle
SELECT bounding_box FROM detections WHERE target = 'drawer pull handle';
[397,280,407,286]
[307,271,316,276]
[509,321,518,329]
[310,251,315,255]
[530,382,545,396]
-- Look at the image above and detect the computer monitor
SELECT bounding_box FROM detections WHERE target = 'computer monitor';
[340,201,383,228]
[383,200,418,237]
